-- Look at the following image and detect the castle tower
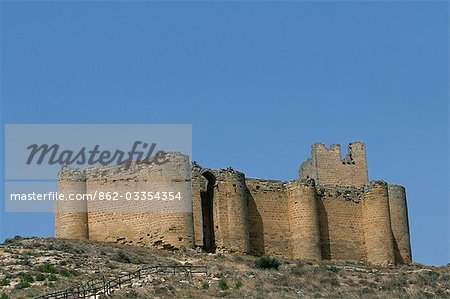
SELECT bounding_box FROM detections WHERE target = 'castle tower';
[388,184,412,263]
[287,181,322,260]
[362,181,395,265]
[55,167,89,240]
[214,169,251,253]
[300,142,368,186]
[148,153,194,248]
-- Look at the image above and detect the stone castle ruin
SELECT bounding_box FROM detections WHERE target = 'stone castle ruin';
[55,142,412,266]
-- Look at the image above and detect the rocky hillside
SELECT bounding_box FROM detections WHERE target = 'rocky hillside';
[0,237,449,298]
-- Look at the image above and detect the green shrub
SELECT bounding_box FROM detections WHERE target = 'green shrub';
[4,236,22,245]
[48,274,58,282]
[36,273,47,281]
[48,282,55,288]
[201,281,209,290]
[19,256,32,266]
[58,260,67,266]
[154,286,170,295]
[235,280,243,289]
[254,256,280,270]
[15,280,31,289]
[426,271,440,280]
[0,278,9,286]
[326,265,340,273]
[125,290,139,298]
[38,262,56,273]
[58,267,77,277]
[22,273,34,283]
[0,293,9,299]
[218,278,228,290]
[112,251,131,263]
[215,253,225,260]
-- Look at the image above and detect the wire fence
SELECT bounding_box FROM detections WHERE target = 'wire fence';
[33,265,208,299]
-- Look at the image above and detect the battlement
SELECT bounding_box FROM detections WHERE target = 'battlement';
[57,152,190,183]
[58,167,86,182]
[299,141,369,186]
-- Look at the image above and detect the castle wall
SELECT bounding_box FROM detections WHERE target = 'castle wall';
[55,169,89,240]
[316,186,366,261]
[300,142,368,186]
[362,181,395,265]
[57,153,193,249]
[246,179,292,257]
[287,182,322,260]
[84,179,185,247]
[388,184,412,264]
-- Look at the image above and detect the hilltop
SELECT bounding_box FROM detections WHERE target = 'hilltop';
[0,237,448,298]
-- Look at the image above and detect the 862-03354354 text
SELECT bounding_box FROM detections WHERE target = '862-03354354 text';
[9,191,183,201]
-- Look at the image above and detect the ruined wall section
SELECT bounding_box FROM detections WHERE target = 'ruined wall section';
[316,185,366,261]
[300,142,368,186]
[298,158,315,182]
[287,181,322,260]
[246,179,292,257]
[362,181,395,265]
[55,168,89,240]
[388,184,412,264]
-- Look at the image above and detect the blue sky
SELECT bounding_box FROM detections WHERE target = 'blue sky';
[0,1,448,266]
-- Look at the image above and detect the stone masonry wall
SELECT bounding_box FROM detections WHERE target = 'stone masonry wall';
[362,181,396,265]
[56,168,88,240]
[316,185,367,261]
[56,142,411,266]
[388,184,412,264]
[56,153,193,249]
[213,170,250,253]
[300,142,369,186]
[246,179,292,257]
[287,181,322,260]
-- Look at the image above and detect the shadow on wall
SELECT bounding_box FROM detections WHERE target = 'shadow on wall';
[200,171,216,253]
[317,199,331,260]
[247,192,265,255]
[393,237,404,264]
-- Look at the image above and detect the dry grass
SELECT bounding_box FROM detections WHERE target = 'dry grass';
[0,237,449,298]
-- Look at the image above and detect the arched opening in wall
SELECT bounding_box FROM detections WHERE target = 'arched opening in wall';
[201,171,216,253]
